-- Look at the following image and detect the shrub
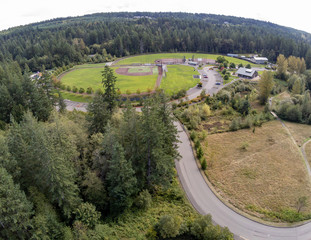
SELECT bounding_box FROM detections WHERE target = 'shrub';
[135,190,152,210]
[201,157,207,170]
[155,215,181,239]
[194,139,201,149]
[196,146,204,159]
[66,86,71,92]
[72,86,78,93]
[86,87,93,94]
[126,89,131,95]
[60,84,66,90]
[74,203,101,229]
[136,89,141,94]
[224,75,229,80]
[79,88,85,94]
[190,131,197,141]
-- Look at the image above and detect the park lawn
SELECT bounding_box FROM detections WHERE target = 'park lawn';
[200,120,311,222]
[160,65,200,95]
[116,53,260,67]
[60,91,93,103]
[60,67,158,94]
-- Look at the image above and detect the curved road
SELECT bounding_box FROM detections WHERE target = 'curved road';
[64,66,311,239]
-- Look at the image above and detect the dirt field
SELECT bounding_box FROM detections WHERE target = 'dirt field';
[202,120,311,220]
[115,67,154,76]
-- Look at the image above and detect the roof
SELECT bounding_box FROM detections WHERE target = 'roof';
[254,57,268,61]
[236,67,257,77]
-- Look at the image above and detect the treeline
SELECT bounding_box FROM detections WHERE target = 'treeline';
[1,12,311,71]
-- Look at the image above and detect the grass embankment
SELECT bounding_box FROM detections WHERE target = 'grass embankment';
[201,120,311,222]
[161,65,200,95]
[60,91,93,103]
[116,53,261,67]
[60,67,158,94]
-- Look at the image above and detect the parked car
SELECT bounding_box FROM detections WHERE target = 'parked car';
[215,82,221,85]
[203,74,208,78]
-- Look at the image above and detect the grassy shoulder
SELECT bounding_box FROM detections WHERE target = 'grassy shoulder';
[161,65,200,95]
[60,91,93,103]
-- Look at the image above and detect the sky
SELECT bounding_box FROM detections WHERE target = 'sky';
[1,0,310,34]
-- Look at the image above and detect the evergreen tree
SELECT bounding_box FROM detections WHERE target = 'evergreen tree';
[106,142,137,213]
[0,167,33,240]
[102,66,117,113]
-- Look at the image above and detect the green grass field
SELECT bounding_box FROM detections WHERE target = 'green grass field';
[60,91,93,103]
[116,53,262,67]
[160,65,200,95]
[60,67,158,94]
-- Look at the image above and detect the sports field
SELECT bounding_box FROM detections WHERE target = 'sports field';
[161,65,200,95]
[60,66,158,94]
[116,53,260,67]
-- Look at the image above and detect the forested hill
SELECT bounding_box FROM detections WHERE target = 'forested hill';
[1,12,311,71]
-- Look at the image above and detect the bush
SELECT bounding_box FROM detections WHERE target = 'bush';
[224,75,229,80]
[136,89,141,94]
[126,89,132,95]
[79,88,85,94]
[190,131,197,141]
[74,203,101,229]
[194,139,201,149]
[72,86,78,93]
[135,190,152,210]
[86,87,93,94]
[201,158,207,170]
[196,146,204,159]
[155,215,181,239]
[66,86,71,92]
[60,84,66,90]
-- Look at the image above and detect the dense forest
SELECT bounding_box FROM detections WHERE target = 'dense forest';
[1,12,311,71]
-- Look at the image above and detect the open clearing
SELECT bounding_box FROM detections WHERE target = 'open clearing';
[161,65,200,95]
[60,66,158,93]
[201,120,311,221]
[116,53,261,67]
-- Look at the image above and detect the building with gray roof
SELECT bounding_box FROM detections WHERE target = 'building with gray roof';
[236,68,258,79]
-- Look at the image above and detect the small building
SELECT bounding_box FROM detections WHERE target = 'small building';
[188,61,198,66]
[236,68,258,79]
[227,53,239,58]
[253,57,268,64]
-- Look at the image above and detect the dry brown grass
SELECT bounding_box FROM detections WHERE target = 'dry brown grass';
[202,120,311,220]
[283,121,311,146]
[305,142,311,166]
